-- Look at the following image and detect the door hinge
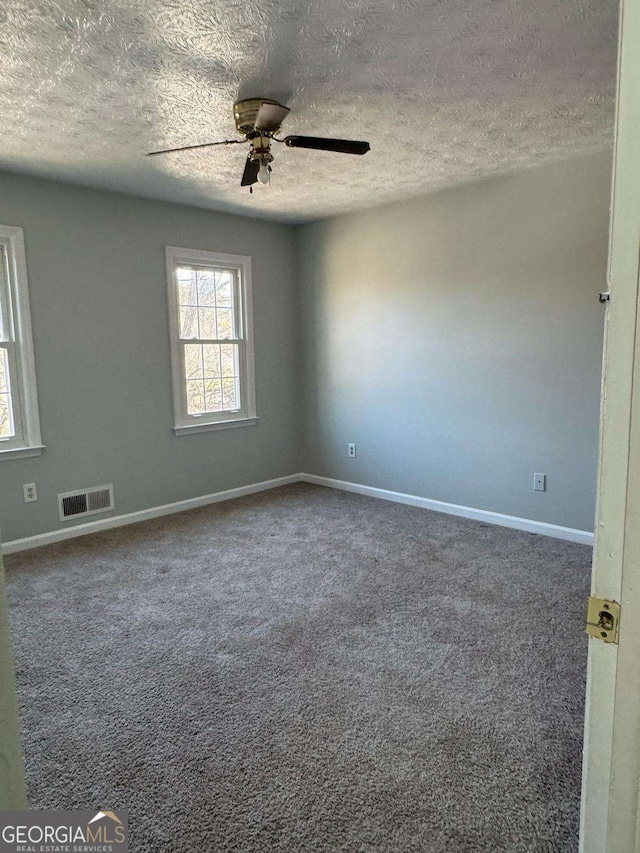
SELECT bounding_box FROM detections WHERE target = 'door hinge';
[585,596,620,644]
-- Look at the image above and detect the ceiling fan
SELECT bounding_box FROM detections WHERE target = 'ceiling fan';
[147,98,370,189]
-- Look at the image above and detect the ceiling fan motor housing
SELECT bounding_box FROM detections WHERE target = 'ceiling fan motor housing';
[233,98,284,136]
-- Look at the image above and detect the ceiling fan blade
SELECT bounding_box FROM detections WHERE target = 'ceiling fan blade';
[254,102,290,132]
[147,139,245,156]
[283,135,370,155]
[241,156,260,186]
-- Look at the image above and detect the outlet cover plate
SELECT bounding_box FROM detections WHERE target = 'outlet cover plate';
[23,483,38,503]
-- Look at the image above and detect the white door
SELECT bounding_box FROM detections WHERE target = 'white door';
[580,0,640,849]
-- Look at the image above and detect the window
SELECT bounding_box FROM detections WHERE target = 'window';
[166,247,257,434]
[0,225,43,459]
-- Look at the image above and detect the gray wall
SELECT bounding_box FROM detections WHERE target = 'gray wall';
[0,152,611,542]
[0,172,301,542]
[297,151,611,532]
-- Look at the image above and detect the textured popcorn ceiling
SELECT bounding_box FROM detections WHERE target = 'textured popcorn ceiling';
[0,0,618,222]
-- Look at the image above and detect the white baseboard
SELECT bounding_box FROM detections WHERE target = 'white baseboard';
[299,473,595,546]
[2,471,594,555]
[1,474,300,555]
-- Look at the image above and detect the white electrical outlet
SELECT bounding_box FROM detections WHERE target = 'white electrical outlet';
[348,443,356,458]
[23,483,38,503]
[534,473,546,492]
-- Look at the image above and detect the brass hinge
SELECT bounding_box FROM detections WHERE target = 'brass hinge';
[585,596,620,644]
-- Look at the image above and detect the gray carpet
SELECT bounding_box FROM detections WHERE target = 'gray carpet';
[5,483,590,852]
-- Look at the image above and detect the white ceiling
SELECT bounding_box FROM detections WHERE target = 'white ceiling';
[0,0,618,223]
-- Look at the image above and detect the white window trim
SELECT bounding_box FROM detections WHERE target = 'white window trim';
[0,224,44,460]
[166,246,257,435]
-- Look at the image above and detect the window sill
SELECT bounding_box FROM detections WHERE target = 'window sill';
[0,444,46,461]
[173,417,258,436]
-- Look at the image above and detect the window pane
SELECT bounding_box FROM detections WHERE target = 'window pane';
[0,348,9,392]
[186,380,205,414]
[204,379,222,412]
[203,344,221,378]
[215,273,233,307]
[177,268,197,306]
[0,392,14,438]
[0,346,15,438]
[220,344,237,377]
[180,306,198,338]
[222,378,239,410]
[199,307,217,339]
[197,269,216,306]
[216,308,234,339]
[184,344,203,380]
